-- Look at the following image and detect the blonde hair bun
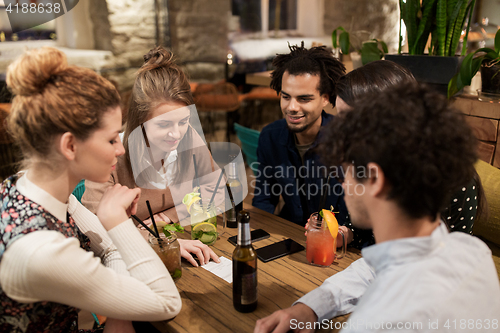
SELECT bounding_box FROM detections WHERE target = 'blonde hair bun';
[6,47,68,96]
[141,46,175,72]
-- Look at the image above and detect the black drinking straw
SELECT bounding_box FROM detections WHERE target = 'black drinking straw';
[209,169,225,206]
[131,215,157,238]
[317,174,331,221]
[146,200,160,238]
[141,124,156,166]
[192,154,204,207]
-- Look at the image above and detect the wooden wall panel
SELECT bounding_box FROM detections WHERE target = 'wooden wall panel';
[465,116,498,142]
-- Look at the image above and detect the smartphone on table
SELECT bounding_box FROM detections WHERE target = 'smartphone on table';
[228,229,270,246]
[255,238,305,263]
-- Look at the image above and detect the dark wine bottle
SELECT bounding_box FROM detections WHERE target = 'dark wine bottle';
[232,210,257,312]
[226,159,243,228]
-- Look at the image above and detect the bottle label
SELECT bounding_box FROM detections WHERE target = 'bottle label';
[240,272,257,305]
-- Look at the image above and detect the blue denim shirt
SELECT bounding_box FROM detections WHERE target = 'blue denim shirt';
[252,111,347,226]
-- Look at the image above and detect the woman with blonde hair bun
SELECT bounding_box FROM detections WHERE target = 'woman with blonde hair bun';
[0,47,181,332]
[83,46,221,267]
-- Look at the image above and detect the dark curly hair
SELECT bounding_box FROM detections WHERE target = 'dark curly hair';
[270,42,346,105]
[318,83,478,220]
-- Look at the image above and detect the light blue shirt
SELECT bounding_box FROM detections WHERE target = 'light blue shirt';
[297,223,500,332]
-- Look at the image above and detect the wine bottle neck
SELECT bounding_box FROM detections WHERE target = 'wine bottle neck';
[237,222,251,246]
[228,162,238,179]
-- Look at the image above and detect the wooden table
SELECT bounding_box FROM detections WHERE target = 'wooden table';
[152,203,361,333]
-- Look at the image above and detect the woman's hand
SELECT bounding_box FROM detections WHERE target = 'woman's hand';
[178,239,220,267]
[96,184,141,231]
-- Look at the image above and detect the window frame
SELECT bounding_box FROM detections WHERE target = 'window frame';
[230,0,325,40]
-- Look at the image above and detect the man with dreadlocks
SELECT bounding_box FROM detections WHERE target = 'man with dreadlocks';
[252,42,350,238]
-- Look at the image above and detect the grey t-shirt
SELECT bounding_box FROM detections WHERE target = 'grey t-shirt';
[294,135,312,165]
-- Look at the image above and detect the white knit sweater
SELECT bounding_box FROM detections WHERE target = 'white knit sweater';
[0,174,181,321]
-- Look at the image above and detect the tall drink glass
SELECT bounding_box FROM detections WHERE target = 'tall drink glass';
[306,212,346,266]
[189,202,225,245]
[148,233,182,281]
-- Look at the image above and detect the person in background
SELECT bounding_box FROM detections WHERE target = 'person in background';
[254,82,500,333]
[83,46,220,267]
[334,60,485,248]
[252,42,349,242]
[0,47,181,333]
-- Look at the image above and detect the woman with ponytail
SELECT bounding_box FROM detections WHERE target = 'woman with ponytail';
[0,47,182,333]
[82,46,220,267]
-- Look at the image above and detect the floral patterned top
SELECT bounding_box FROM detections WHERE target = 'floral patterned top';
[0,175,94,333]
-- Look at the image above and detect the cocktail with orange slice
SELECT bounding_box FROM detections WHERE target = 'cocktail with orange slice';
[306,209,346,266]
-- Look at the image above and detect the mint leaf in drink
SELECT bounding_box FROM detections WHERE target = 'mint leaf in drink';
[163,223,185,238]
[173,223,184,233]
[171,269,182,279]
[192,230,203,240]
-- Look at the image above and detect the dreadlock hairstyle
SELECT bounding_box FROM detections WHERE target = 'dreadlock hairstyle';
[270,41,346,105]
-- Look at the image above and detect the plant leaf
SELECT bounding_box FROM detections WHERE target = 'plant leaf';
[339,31,350,54]
[495,29,500,55]
[449,52,477,98]
[380,40,389,54]
[413,0,437,54]
[459,52,475,85]
[461,0,476,55]
[332,26,347,50]
[448,0,469,56]
[435,0,447,56]
[361,41,383,65]
[445,0,463,55]
[448,73,460,98]
[402,0,420,54]
[475,47,498,59]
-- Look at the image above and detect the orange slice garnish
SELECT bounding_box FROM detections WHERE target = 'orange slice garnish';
[322,209,339,238]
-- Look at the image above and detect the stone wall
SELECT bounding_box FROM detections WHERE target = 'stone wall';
[169,0,230,82]
[324,0,400,53]
[87,0,230,92]
[90,0,157,93]
[62,0,399,93]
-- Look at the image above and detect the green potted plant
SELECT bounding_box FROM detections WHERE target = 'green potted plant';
[448,29,500,98]
[332,26,388,68]
[385,0,476,95]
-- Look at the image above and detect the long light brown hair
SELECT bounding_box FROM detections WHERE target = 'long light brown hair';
[123,46,195,183]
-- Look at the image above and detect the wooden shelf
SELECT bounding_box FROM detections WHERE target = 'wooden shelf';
[452,96,500,167]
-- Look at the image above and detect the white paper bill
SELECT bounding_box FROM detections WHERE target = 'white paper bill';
[202,256,233,283]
